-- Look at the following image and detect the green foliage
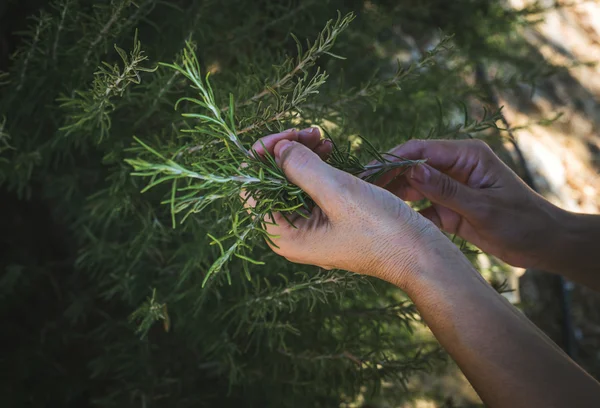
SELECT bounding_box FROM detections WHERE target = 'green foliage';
[59,30,157,141]
[0,72,9,87]
[127,17,426,285]
[0,0,561,407]
[129,288,170,337]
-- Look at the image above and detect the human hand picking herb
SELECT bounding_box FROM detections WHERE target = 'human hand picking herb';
[378,139,600,291]
[252,129,600,408]
[246,127,454,289]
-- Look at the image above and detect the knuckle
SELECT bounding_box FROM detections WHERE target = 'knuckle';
[403,139,425,152]
[282,145,312,173]
[404,139,421,148]
[390,139,424,157]
[470,139,492,153]
[437,175,458,199]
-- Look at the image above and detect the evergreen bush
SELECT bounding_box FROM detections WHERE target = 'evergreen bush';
[0,0,556,406]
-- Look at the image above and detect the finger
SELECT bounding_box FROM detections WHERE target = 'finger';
[384,175,426,201]
[314,139,333,161]
[419,206,442,229]
[252,128,298,157]
[407,163,478,217]
[241,188,309,236]
[296,127,323,150]
[418,204,463,235]
[240,189,254,212]
[252,127,322,157]
[274,140,349,214]
[384,139,490,184]
[367,161,420,188]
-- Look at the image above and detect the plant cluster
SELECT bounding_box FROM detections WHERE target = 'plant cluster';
[127,14,430,287]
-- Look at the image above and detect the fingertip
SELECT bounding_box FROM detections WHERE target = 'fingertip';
[385,176,425,201]
[405,164,436,193]
[252,128,298,157]
[409,163,432,185]
[297,127,322,149]
[386,139,425,159]
[251,142,265,156]
[314,139,333,160]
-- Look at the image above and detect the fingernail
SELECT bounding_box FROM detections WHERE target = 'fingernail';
[299,127,320,136]
[410,165,430,183]
[316,139,333,149]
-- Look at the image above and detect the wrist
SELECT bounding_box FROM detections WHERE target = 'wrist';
[540,208,600,284]
[376,225,476,296]
[531,204,581,273]
[509,198,571,272]
[409,236,482,298]
[539,206,572,270]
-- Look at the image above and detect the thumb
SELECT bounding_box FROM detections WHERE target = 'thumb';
[274,140,347,213]
[408,163,477,216]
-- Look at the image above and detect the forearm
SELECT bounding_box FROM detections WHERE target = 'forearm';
[543,209,600,290]
[394,245,600,407]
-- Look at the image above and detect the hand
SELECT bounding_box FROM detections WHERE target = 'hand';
[247,128,452,289]
[376,139,564,270]
[249,134,600,408]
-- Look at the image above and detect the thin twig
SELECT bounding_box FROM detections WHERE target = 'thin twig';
[363,159,427,172]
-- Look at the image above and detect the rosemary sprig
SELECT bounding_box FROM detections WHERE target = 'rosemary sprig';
[126,14,433,286]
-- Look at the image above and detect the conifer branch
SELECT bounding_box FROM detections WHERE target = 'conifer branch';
[362,159,427,172]
[160,43,250,155]
[135,69,180,125]
[129,288,169,338]
[128,27,424,286]
[236,272,358,309]
[225,1,318,49]
[278,349,364,365]
[16,12,51,92]
[52,0,72,62]
[124,0,158,28]
[236,68,329,136]
[307,35,454,112]
[224,12,355,112]
[0,117,13,156]
[84,0,132,65]
[60,30,156,140]
[278,344,442,383]
[0,72,9,87]
[433,104,504,139]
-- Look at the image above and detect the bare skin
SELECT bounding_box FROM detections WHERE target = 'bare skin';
[378,138,600,291]
[250,128,600,407]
